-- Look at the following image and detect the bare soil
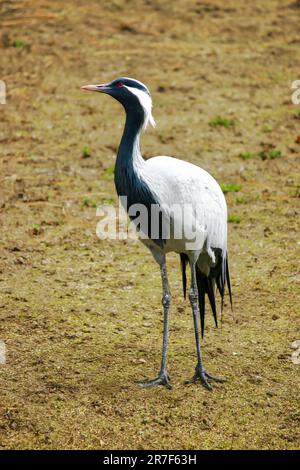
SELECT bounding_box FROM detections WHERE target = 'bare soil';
[0,0,299,450]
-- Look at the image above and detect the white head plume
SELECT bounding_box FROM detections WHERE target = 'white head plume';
[124,85,156,130]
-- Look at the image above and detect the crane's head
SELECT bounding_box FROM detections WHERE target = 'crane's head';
[81,77,155,129]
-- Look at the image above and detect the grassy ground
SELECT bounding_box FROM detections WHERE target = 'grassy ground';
[0,0,299,450]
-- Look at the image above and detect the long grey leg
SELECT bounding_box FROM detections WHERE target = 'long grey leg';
[187,259,212,390]
[186,258,226,390]
[141,250,172,389]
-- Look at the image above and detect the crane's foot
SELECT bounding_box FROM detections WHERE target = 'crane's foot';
[185,365,226,390]
[140,371,172,390]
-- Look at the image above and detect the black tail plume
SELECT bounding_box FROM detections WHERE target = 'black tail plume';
[195,266,218,338]
[180,251,233,337]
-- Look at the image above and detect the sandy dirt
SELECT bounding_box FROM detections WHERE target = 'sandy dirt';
[0,0,299,450]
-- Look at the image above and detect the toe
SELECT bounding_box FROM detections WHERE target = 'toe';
[200,375,213,390]
[140,374,172,390]
[185,372,213,390]
[140,378,160,388]
[205,372,226,383]
[163,380,172,390]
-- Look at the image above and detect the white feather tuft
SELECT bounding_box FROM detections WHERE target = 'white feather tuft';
[124,86,156,130]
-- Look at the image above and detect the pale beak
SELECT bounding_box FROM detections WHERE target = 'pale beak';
[81,84,109,93]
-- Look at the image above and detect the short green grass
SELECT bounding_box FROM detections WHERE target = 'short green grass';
[293,110,300,120]
[262,124,273,133]
[268,149,282,159]
[12,39,28,48]
[82,146,92,158]
[259,148,282,160]
[209,116,234,128]
[228,214,241,223]
[32,224,41,235]
[236,196,248,204]
[103,165,115,180]
[81,197,98,208]
[221,183,241,194]
[100,197,114,205]
[239,151,254,160]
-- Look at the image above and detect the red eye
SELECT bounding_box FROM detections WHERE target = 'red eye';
[116,82,123,87]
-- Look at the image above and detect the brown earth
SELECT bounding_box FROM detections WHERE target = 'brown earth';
[0,0,299,450]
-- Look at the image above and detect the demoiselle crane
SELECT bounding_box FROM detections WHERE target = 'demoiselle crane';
[81,77,232,390]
